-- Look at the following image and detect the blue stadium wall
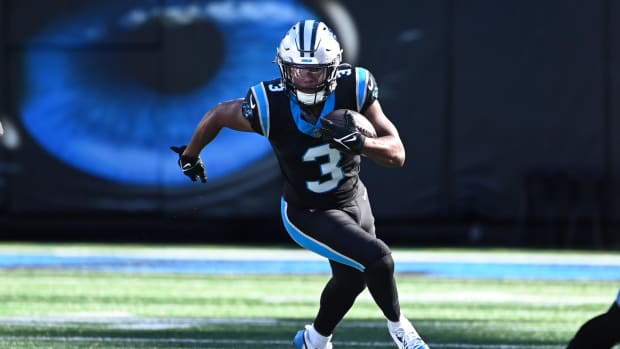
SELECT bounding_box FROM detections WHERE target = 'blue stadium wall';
[0,0,619,247]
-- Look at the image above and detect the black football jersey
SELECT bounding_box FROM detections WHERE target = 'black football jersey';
[242,64,379,209]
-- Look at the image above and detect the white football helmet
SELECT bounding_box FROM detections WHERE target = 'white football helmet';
[276,20,342,105]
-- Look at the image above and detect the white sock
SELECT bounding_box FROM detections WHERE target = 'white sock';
[388,313,420,336]
[387,313,405,331]
[308,324,332,348]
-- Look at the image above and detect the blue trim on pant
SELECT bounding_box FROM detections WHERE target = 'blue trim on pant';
[280,197,365,271]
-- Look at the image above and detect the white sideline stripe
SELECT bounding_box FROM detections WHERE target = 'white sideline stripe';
[0,336,564,348]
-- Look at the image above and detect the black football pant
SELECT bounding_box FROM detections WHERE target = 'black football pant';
[281,189,401,336]
[566,300,620,349]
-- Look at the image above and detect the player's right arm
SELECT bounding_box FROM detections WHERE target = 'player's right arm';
[172,87,267,183]
[171,98,252,183]
[182,98,253,158]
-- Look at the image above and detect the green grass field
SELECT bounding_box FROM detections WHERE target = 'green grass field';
[0,243,618,349]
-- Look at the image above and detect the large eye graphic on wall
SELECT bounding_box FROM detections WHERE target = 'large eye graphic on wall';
[20,0,323,187]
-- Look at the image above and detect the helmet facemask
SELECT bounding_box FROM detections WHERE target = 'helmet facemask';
[277,60,339,105]
[276,20,342,106]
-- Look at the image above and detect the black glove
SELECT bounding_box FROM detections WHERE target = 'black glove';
[319,111,366,154]
[170,145,207,183]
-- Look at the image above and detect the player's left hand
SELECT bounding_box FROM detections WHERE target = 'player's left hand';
[170,145,207,183]
[319,114,365,155]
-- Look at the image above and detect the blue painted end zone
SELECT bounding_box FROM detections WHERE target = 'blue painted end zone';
[0,254,619,280]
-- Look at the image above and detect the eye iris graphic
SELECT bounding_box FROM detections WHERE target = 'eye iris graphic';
[21,1,316,186]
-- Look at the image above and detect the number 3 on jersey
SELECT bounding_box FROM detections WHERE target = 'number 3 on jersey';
[303,144,344,193]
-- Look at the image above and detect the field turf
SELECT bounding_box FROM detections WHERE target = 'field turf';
[0,243,618,349]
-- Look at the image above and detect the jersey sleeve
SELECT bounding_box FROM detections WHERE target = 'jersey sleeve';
[355,67,380,114]
[242,83,271,138]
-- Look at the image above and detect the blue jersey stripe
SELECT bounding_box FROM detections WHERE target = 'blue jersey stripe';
[280,198,365,272]
[251,83,270,137]
[356,68,368,111]
[319,93,337,118]
[289,92,336,137]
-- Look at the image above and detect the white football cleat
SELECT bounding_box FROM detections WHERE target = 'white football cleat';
[292,324,333,349]
[388,314,430,349]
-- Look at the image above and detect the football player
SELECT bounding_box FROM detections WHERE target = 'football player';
[566,288,620,349]
[172,20,429,349]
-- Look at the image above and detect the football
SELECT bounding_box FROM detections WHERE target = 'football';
[322,109,377,138]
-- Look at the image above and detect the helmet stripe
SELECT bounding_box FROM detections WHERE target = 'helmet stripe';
[297,21,305,56]
[302,20,316,57]
[309,20,319,57]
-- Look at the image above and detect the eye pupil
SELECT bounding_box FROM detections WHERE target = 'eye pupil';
[111,19,224,94]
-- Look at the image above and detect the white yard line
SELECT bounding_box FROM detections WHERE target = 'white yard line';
[0,315,573,333]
